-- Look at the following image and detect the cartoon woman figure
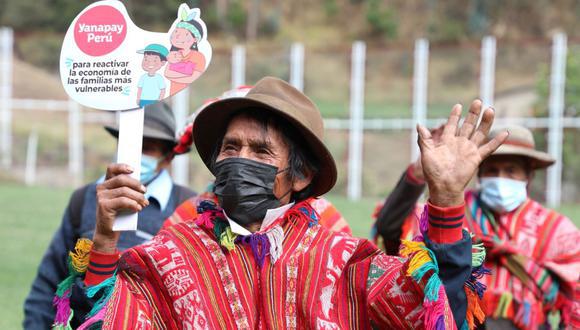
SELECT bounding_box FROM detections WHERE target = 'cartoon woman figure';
[165,8,207,96]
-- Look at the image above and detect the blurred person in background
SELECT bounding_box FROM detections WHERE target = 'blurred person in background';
[23,102,196,329]
[373,124,580,329]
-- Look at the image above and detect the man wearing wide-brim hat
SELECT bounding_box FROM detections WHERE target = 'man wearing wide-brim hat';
[468,125,580,330]
[374,124,580,329]
[25,102,196,329]
[63,77,507,329]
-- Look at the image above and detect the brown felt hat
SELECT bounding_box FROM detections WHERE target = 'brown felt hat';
[487,125,555,170]
[193,77,337,196]
[105,102,177,144]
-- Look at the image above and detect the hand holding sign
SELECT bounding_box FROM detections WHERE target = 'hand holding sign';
[60,0,211,231]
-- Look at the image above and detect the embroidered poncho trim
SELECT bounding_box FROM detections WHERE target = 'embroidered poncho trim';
[399,205,489,330]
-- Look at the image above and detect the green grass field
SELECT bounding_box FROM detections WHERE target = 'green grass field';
[0,183,578,328]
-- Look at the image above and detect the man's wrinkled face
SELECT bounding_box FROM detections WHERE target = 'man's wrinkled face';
[479,155,530,182]
[216,114,294,203]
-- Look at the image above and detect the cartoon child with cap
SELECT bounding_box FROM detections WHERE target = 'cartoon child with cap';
[136,43,169,108]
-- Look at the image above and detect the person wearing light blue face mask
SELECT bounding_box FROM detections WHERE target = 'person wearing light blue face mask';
[478,157,530,214]
[465,126,579,330]
[140,153,162,184]
[139,139,170,185]
[373,124,580,329]
[23,102,197,329]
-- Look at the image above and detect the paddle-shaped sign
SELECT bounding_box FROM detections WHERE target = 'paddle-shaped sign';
[60,0,211,230]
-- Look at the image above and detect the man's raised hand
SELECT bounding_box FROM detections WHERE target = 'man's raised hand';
[417,100,508,207]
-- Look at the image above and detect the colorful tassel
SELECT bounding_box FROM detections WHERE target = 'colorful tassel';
[52,289,72,328]
[51,308,73,330]
[400,241,438,281]
[52,238,94,329]
[419,204,428,234]
[219,226,237,251]
[55,275,75,297]
[421,286,446,329]
[464,287,485,329]
[85,274,117,318]
[53,238,96,328]
[400,240,448,329]
[69,238,93,274]
[465,266,490,299]
[237,233,270,268]
[195,211,216,230]
[213,218,229,239]
[197,199,218,213]
[471,240,486,268]
[411,205,428,242]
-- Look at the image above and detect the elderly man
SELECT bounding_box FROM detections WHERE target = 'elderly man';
[56,77,507,329]
[165,86,353,236]
[373,125,580,329]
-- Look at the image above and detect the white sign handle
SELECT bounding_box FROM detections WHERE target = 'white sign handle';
[112,107,144,231]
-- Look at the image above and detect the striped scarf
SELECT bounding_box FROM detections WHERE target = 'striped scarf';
[464,191,580,330]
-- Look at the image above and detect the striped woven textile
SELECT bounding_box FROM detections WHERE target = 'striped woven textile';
[463,191,580,330]
[88,201,472,329]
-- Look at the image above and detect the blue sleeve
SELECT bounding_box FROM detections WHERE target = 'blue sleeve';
[375,170,425,254]
[425,231,472,329]
[23,203,77,330]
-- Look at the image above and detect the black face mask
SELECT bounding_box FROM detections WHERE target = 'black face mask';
[213,157,289,226]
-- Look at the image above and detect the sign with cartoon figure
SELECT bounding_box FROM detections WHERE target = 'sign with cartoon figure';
[60,0,211,110]
[59,0,211,231]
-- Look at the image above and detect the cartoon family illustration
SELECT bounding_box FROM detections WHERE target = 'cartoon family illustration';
[136,7,207,108]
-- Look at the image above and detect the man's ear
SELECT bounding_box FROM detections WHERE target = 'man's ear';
[292,168,314,193]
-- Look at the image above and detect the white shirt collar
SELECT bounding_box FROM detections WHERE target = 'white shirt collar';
[225,202,295,236]
[144,169,173,211]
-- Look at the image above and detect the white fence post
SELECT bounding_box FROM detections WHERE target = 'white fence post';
[172,88,190,186]
[289,43,304,92]
[0,27,13,169]
[68,99,83,186]
[411,39,429,161]
[25,130,38,186]
[547,33,567,208]
[347,41,366,200]
[231,45,246,89]
[480,36,496,110]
